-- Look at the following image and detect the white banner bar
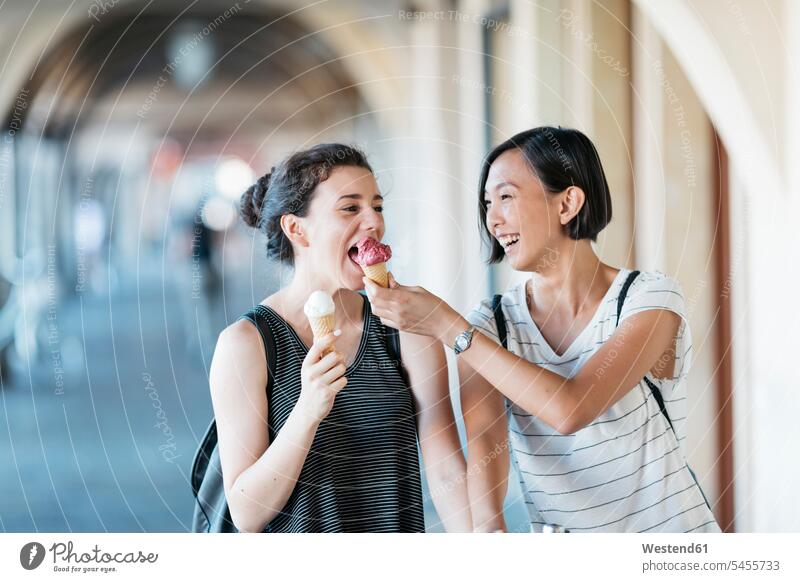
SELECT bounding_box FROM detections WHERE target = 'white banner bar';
[1,533,798,581]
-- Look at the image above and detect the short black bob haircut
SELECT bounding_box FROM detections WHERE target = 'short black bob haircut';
[478,126,612,264]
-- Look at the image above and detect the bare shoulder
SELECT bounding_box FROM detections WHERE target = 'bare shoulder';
[603,263,622,285]
[210,318,268,394]
[219,317,263,345]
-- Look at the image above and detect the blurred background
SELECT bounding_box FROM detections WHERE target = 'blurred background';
[0,0,797,533]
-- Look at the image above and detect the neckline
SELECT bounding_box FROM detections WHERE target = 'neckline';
[516,268,628,360]
[256,295,371,372]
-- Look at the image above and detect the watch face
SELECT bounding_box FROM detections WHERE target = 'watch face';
[455,335,467,351]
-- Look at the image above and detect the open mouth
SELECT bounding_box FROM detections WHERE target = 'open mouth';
[498,234,520,251]
[347,236,381,263]
[347,244,360,265]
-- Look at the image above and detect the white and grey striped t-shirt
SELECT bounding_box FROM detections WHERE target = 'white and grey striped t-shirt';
[466,269,720,533]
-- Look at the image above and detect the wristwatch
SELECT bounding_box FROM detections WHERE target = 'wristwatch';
[453,326,475,355]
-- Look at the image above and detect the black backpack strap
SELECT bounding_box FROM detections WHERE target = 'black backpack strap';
[615,270,674,433]
[191,420,218,499]
[383,324,410,386]
[616,270,710,510]
[644,376,674,432]
[616,269,641,327]
[385,324,402,362]
[491,294,507,349]
[358,290,408,384]
[243,306,278,393]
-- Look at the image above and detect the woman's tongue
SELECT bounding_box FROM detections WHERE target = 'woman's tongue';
[348,246,360,264]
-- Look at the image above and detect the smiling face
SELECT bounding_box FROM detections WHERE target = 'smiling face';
[294,165,385,290]
[483,148,565,272]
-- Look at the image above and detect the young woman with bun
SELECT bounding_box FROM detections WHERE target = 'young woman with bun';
[209,144,471,533]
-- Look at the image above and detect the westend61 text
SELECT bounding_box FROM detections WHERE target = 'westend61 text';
[642,543,708,554]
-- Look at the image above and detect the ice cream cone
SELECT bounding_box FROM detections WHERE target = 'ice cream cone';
[361,262,388,288]
[304,291,336,356]
[308,314,336,355]
[351,237,392,288]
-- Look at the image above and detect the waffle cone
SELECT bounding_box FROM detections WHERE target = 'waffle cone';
[361,262,388,287]
[308,313,335,355]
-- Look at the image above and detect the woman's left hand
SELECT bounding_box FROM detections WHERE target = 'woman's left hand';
[363,273,468,344]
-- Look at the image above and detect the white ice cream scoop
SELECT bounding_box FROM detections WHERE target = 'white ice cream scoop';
[303,290,335,318]
[304,291,336,355]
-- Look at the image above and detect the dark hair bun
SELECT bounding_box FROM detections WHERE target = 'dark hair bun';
[240,172,271,228]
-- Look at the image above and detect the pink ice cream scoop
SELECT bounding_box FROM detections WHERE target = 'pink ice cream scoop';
[350,237,392,287]
[351,237,392,267]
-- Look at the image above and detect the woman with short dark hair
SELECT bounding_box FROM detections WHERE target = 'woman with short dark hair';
[365,127,720,533]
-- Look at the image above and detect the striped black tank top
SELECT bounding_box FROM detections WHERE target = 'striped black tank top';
[239,295,425,533]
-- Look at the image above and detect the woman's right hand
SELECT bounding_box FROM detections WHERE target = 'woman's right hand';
[296,332,348,423]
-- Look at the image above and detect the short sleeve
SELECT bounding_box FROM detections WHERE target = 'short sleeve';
[466,297,503,346]
[618,272,693,382]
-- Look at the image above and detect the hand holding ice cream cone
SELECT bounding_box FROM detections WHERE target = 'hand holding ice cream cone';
[362,273,465,343]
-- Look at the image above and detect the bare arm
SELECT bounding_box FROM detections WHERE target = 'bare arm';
[457,355,509,532]
[401,331,472,532]
[209,321,345,532]
[453,309,681,434]
[363,276,681,436]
